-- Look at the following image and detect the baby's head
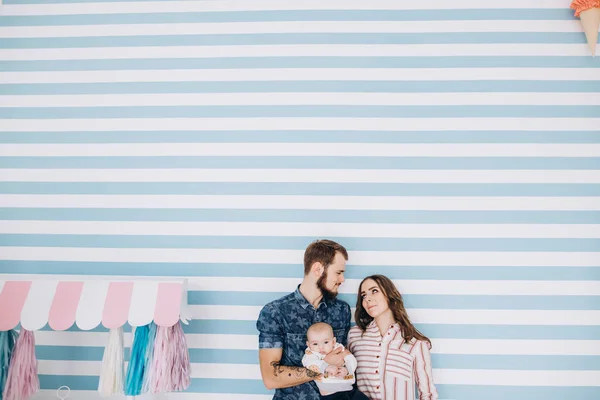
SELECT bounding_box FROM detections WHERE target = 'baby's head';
[306,322,336,355]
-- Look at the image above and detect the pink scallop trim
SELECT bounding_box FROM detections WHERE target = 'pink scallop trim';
[48,281,84,331]
[0,281,32,331]
[102,281,134,328]
[154,283,182,327]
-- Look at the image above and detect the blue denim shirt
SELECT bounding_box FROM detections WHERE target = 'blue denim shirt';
[256,285,352,400]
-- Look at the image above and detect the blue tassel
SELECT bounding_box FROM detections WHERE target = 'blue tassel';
[124,325,150,396]
[0,330,18,400]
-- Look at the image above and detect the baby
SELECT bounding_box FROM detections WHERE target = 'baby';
[302,322,357,397]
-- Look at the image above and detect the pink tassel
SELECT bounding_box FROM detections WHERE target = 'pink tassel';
[149,322,190,393]
[2,329,39,400]
[170,322,190,392]
[149,325,169,393]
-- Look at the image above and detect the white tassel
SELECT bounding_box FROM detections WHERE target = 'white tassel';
[98,327,125,397]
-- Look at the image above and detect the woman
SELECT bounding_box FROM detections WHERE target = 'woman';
[348,275,438,400]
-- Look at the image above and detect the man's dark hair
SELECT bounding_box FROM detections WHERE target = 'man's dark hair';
[303,239,348,275]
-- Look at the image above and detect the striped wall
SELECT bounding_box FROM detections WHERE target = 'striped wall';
[1,0,599,399]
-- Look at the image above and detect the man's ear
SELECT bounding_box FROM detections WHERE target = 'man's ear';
[311,262,324,277]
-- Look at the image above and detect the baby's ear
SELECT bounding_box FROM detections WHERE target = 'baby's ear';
[333,337,337,344]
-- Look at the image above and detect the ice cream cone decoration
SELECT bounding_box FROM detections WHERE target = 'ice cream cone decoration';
[571,0,600,55]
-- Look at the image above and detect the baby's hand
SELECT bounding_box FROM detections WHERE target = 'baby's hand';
[325,365,338,377]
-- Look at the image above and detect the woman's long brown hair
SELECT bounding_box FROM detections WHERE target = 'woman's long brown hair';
[355,274,432,348]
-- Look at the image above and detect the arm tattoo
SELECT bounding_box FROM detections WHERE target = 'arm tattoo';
[270,361,321,379]
[271,361,285,377]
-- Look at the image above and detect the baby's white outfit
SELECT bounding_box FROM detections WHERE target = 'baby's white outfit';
[301,343,357,395]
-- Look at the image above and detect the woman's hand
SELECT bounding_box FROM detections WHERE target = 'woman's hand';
[323,346,345,367]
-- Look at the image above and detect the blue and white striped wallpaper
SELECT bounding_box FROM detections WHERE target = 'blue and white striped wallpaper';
[1,0,599,399]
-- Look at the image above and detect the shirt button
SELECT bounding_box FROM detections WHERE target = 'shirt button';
[375,370,378,374]
[376,355,380,358]
[378,343,381,346]
[376,386,380,390]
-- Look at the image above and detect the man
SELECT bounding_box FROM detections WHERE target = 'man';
[256,239,367,399]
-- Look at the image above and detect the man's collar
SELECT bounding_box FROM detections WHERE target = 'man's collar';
[294,284,330,309]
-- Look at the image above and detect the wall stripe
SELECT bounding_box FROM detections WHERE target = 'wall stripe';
[3,58,600,72]
[4,158,600,170]
[5,93,600,107]
[4,68,600,83]
[4,275,600,296]
[3,169,600,183]
[3,262,598,282]
[1,0,598,399]
[0,1,571,16]
[0,21,587,38]
[2,132,600,144]
[4,143,600,156]
[2,247,600,266]
[4,221,600,237]
[4,83,600,96]
[1,44,596,60]
[0,34,592,48]
[2,210,600,225]
[0,195,599,210]
[2,118,599,131]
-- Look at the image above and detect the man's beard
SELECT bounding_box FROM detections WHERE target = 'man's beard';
[317,269,338,300]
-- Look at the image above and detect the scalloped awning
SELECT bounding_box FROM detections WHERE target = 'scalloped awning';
[0,278,190,331]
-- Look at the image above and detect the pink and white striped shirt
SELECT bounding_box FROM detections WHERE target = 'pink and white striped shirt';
[348,321,438,400]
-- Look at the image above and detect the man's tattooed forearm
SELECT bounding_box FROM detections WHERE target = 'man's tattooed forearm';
[270,362,321,379]
[270,361,285,377]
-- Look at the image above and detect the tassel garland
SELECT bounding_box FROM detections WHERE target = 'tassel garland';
[97,321,190,396]
[98,327,125,397]
[2,329,39,400]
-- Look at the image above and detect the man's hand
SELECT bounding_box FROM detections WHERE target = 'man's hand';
[307,365,324,381]
[323,346,345,367]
